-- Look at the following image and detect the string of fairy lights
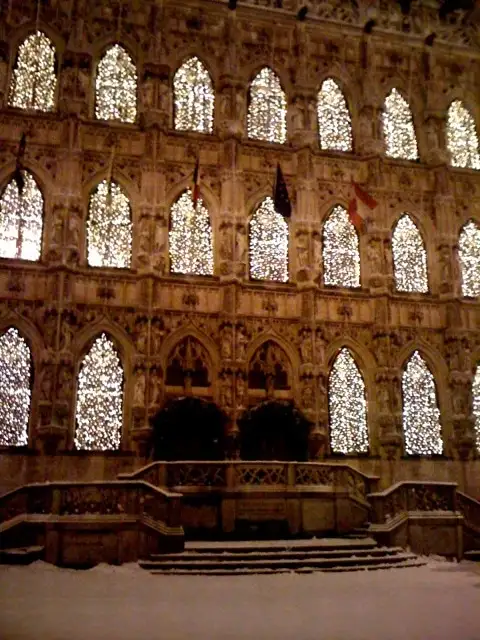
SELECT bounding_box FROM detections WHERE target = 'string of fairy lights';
[247,67,287,144]
[0,328,31,447]
[382,88,418,161]
[249,197,289,282]
[95,44,137,123]
[323,205,360,288]
[392,215,429,293]
[174,56,214,133]
[317,79,353,152]
[458,220,480,298]
[474,366,480,453]
[447,101,480,170]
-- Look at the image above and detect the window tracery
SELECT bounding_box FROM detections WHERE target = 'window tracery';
[323,205,360,288]
[402,351,442,455]
[8,31,56,112]
[382,88,418,160]
[166,337,210,388]
[169,191,214,276]
[392,215,428,293]
[446,101,480,170]
[95,44,137,123]
[474,365,480,453]
[0,328,31,447]
[173,57,214,133]
[0,171,43,261]
[249,197,289,283]
[87,180,132,269]
[247,67,287,144]
[317,79,353,152]
[75,334,123,451]
[248,341,291,392]
[459,220,480,297]
[328,348,369,454]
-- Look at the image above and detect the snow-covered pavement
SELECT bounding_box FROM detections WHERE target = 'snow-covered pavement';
[1,560,479,639]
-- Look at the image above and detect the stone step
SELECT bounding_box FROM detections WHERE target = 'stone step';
[0,545,44,565]
[182,538,378,554]
[464,550,480,561]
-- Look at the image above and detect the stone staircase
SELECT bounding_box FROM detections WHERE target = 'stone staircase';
[139,538,426,575]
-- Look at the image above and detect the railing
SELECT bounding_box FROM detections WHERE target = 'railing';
[457,491,480,533]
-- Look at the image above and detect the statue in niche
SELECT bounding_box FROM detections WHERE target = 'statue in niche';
[236,374,246,407]
[291,97,305,131]
[368,239,382,275]
[67,207,81,247]
[221,326,233,360]
[142,76,155,110]
[300,334,313,363]
[134,370,146,406]
[236,328,248,361]
[296,232,309,270]
[219,224,233,261]
[301,380,315,410]
[220,377,233,409]
[235,225,247,263]
[314,330,326,365]
[439,246,452,284]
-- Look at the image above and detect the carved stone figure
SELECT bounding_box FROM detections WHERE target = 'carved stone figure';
[221,326,233,360]
[235,225,248,264]
[134,371,146,406]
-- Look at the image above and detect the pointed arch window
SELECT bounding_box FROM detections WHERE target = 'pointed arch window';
[0,328,31,447]
[247,68,287,144]
[473,365,480,453]
[382,88,418,161]
[95,44,137,123]
[87,180,132,269]
[173,57,214,133]
[249,196,289,282]
[8,31,56,111]
[402,351,442,455]
[328,348,369,454]
[459,220,480,298]
[446,101,480,170]
[392,215,428,293]
[317,79,353,152]
[75,334,123,450]
[0,171,44,261]
[323,205,360,288]
[169,191,214,276]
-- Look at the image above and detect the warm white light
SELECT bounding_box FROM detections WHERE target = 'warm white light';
[459,220,480,297]
[249,196,288,282]
[446,101,480,170]
[382,88,418,161]
[329,348,369,454]
[402,351,442,455]
[323,205,360,288]
[8,31,56,111]
[0,328,31,446]
[392,214,428,293]
[75,334,123,451]
[174,57,214,133]
[317,78,352,152]
[87,180,132,269]
[95,44,137,123]
[247,67,287,144]
[0,171,43,261]
[474,366,480,453]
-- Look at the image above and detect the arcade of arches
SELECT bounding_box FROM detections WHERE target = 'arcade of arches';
[0,0,480,498]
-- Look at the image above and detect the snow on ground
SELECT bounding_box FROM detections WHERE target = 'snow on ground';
[0,560,479,640]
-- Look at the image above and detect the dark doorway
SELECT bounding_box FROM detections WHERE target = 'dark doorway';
[238,401,311,461]
[151,396,228,460]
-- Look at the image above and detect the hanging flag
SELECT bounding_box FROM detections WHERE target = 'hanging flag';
[348,180,377,233]
[106,146,116,207]
[13,133,27,193]
[273,163,292,218]
[192,157,200,207]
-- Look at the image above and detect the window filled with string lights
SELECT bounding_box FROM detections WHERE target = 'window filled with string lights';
[169,190,214,276]
[323,205,360,288]
[402,351,443,455]
[473,365,480,453]
[459,220,480,297]
[95,44,137,123]
[173,57,214,133]
[446,101,480,170]
[0,171,44,261]
[317,79,353,152]
[0,328,31,447]
[328,348,369,454]
[249,196,289,282]
[247,68,287,144]
[392,215,428,293]
[8,31,56,111]
[87,180,132,268]
[74,334,123,451]
[382,88,418,161]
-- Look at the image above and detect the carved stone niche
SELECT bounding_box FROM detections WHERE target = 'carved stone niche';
[59,52,92,116]
[452,417,476,461]
[140,63,171,129]
[218,76,245,139]
[378,416,403,460]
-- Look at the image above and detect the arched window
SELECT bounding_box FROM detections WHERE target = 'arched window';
[8,31,56,111]
[473,365,480,453]
[75,334,123,450]
[87,180,132,269]
[392,215,428,293]
[446,101,480,170]
[0,171,43,261]
[459,220,480,297]
[247,67,287,144]
[173,57,214,133]
[323,205,360,288]
[0,328,31,447]
[382,88,418,161]
[249,196,288,282]
[402,351,442,455]
[95,44,137,123]
[169,191,214,276]
[317,79,353,152]
[328,348,369,454]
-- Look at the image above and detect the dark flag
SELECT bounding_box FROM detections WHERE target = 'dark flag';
[13,133,27,193]
[273,163,291,218]
[192,157,200,207]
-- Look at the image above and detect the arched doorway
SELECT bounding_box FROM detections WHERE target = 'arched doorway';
[238,400,311,461]
[151,396,228,460]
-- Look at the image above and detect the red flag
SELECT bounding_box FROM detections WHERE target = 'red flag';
[348,198,366,234]
[348,181,378,233]
[352,181,378,210]
[192,158,200,207]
